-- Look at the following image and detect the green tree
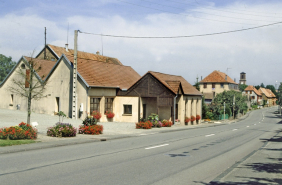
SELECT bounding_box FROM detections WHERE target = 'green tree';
[212,90,248,119]
[202,96,208,119]
[239,84,248,92]
[254,85,260,90]
[0,54,16,82]
[260,83,265,88]
[7,53,48,124]
[266,85,278,97]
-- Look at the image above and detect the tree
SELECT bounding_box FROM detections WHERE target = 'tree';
[0,54,16,82]
[212,90,248,119]
[266,85,278,97]
[194,81,200,91]
[254,85,260,90]
[260,83,265,88]
[239,84,248,92]
[7,54,48,124]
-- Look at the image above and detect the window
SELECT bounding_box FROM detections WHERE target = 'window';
[220,83,224,88]
[10,94,13,106]
[204,83,207,88]
[123,105,132,115]
[21,64,25,69]
[250,91,252,94]
[105,98,113,113]
[25,69,30,88]
[212,83,215,88]
[90,98,100,113]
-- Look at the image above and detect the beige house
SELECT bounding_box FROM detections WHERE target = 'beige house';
[199,70,239,103]
[259,88,276,107]
[0,44,202,125]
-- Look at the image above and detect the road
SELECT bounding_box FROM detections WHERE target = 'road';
[0,107,280,185]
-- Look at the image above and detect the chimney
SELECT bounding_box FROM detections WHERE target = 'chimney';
[65,44,69,52]
[225,75,227,80]
[96,51,100,55]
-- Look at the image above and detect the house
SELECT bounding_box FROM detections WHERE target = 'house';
[242,85,262,105]
[199,70,239,103]
[0,44,202,124]
[259,88,276,106]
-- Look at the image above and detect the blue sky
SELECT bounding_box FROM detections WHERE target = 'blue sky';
[1,0,282,87]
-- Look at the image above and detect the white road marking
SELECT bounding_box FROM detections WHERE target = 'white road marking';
[247,126,250,128]
[254,124,256,125]
[205,134,215,137]
[140,133,157,136]
[232,129,238,131]
[145,144,169,150]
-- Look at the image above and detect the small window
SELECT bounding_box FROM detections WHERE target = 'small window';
[9,94,14,106]
[220,83,224,88]
[105,98,113,113]
[204,83,207,88]
[21,64,25,69]
[90,98,101,113]
[250,91,252,94]
[123,105,132,115]
[212,83,215,88]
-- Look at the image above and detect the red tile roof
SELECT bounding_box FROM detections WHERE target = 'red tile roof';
[24,57,56,80]
[148,71,202,95]
[200,70,237,84]
[66,55,140,89]
[48,44,123,65]
[259,88,276,98]
[244,85,262,96]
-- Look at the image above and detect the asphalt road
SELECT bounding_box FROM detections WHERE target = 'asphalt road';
[0,107,280,185]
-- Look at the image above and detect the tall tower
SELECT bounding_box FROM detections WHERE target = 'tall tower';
[239,72,246,85]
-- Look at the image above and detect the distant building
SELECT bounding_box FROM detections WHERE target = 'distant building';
[259,88,277,106]
[199,70,239,104]
[239,72,246,85]
[242,85,262,105]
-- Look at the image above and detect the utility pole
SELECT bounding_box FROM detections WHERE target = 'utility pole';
[224,101,225,120]
[233,95,235,119]
[72,30,78,119]
[44,27,46,59]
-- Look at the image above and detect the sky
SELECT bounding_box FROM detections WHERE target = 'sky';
[1,0,282,87]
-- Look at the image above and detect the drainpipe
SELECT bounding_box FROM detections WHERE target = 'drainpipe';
[86,87,91,117]
[174,94,178,125]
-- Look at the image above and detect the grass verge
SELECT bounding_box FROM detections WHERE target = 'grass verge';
[0,139,38,147]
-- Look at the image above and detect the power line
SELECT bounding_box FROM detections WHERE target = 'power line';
[165,0,282,18]
[116,0,257,25]
[138,0,279,22]
[79,20,282,39]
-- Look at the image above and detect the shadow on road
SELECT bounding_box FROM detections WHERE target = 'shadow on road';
[195,129,282,185]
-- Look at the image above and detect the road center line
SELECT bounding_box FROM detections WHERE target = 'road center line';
[145,144,169,150]
[205,134,215,137]
[232,129,238,131]
[247,126,250,128]
[140,133,157,136]
[254,124,256,125]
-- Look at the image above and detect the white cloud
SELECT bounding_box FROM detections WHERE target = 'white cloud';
[1,1,282,86]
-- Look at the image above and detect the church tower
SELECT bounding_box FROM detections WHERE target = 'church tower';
[239,72,246,85]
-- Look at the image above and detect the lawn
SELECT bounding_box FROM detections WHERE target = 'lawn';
[0,139,39,147]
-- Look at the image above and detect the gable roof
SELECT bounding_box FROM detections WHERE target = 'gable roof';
[148,71,202,95]
[244,85,262,96]
[259,88,276,98]
[37,44,123,65]
[23,57,56,80]
[65,55,140,89]
[200,70,237,84]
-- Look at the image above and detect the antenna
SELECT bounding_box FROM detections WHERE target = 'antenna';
[226,68,232,75]
[101,34,103,56]
[44,27,46,59]
[67,22,69,45]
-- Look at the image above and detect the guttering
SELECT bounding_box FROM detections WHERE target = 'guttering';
[89,86,120,89]
[174,94,178,125]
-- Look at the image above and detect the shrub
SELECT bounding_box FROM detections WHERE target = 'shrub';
[136,121,153,129]
[148,113,159,122]
[47,123,77,137]
[185,117,190,123]
[92,111,102,120]
[105,111,115,118]
[191,116,196,122]
[79,125,103,135]
[161,120,173,127]
[82,116,97,126]
[152,121,162,128]
[0,122,37,140]
[196,115,201,121]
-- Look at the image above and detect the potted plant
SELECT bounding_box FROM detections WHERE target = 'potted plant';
[92,111,101,121]
[185,117,190,125]
[105,110,115,121]
[191,116,196,124]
